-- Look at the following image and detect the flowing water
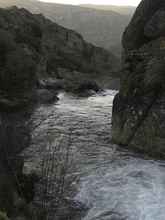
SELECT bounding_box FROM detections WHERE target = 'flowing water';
[23,90,165,220]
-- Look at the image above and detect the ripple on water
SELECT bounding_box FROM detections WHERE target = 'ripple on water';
[23,90,165,220]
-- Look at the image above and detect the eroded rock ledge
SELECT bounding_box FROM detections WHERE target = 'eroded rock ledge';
[112,0,165,157]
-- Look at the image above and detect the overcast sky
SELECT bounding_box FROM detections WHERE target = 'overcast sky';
[39,0,141,6]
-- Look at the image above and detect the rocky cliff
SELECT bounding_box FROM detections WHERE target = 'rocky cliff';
[112,0,165,157]
[0,0,131,57]
[0,6,119,94]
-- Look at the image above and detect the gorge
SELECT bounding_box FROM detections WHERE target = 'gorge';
[1,0,165,219]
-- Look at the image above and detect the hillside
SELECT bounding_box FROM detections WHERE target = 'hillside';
[0,5,119,103]
[0,0,131,57]
[80,4,135,16]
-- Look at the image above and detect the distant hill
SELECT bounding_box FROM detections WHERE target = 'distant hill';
[80,4,135,16]
[0,0,132,57]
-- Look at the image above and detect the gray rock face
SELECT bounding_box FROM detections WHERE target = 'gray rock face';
[36,89,59,104]
[122,0,164,50]
[112,0,165,157]
[144,9,165,39]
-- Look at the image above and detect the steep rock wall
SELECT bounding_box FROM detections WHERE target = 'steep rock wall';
[112,0,165,157]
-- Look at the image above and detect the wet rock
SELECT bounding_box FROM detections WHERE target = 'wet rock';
[36,89,59,104]
[62,73,102,96]
[73,81,101,97]
[76,81,100,92]
[37,78,64,91]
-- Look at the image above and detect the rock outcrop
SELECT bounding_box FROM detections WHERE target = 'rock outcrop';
[112,0,165,157]
[0,6,119,96]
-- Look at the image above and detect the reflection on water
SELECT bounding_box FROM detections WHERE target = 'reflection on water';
[24,90,165,220]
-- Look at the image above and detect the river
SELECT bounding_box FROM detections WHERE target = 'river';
[23,90,165,220]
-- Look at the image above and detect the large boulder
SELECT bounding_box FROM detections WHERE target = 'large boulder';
[36,89,59,104]
[112,0,165,157]
[71,80,101,97]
